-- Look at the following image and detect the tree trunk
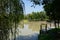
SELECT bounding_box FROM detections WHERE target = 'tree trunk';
[14,23,17,40]
[54,20,56,28]
[50,22,51,28]
[58,20,59,28]
[40,24,42,34]
[45,24,47,32]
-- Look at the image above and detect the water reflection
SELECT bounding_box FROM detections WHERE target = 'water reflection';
[12,24,39,40]
[15,33,39,40]
[24,24,29,29]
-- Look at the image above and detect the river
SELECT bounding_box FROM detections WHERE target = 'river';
[11,24,39,40]
[12,22,56,40]
[15,33,39,40]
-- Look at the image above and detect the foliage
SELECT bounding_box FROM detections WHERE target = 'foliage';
[0,0,24,40]
[26,12,48,21]
[31,0,60,28]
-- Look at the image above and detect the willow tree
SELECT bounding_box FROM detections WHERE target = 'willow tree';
[0,0,24,40]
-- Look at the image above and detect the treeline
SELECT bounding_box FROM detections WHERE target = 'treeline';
[24,11,48,21]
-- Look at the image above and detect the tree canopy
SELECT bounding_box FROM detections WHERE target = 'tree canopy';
[31,0,60,20]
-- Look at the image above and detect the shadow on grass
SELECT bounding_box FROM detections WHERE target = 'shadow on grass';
[38,28,60,40]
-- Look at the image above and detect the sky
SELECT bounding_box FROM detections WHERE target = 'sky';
[22,0,44,14]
